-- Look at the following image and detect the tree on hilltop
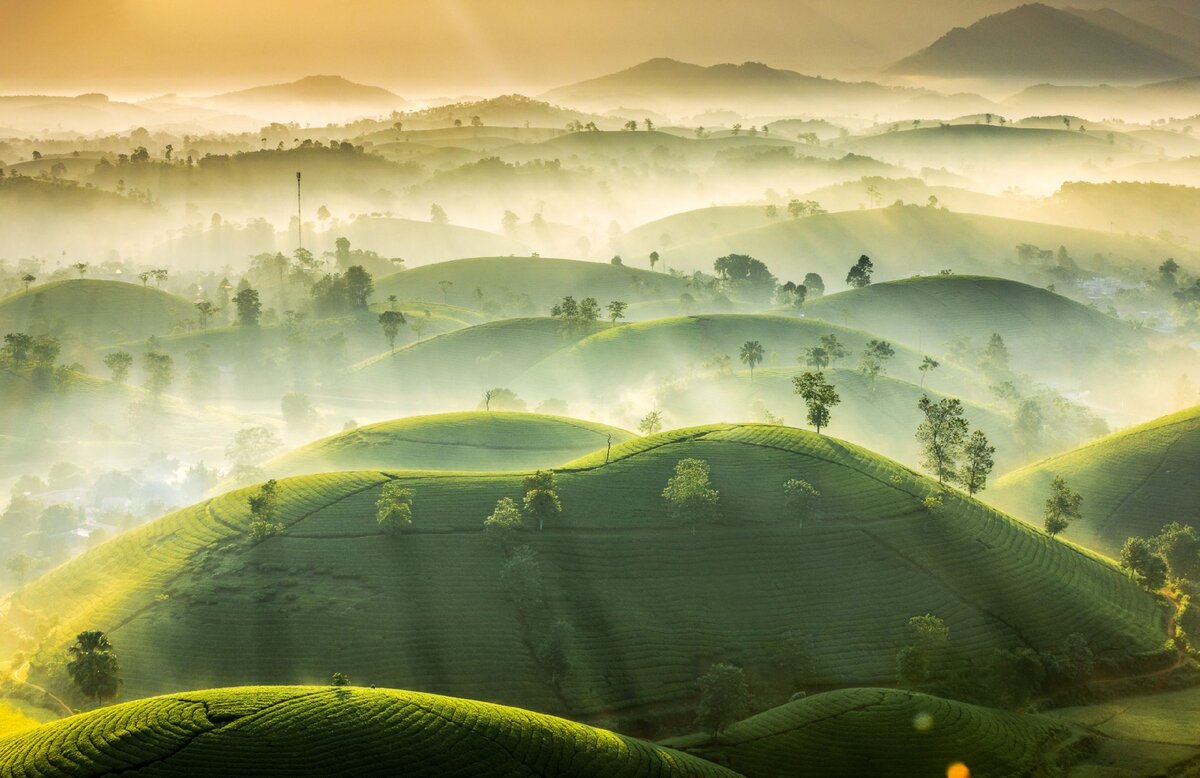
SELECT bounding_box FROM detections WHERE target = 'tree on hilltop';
[846,255,874,288]
[793,371,840,434]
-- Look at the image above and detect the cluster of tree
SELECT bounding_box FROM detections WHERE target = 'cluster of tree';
[713,254,776,302]
[845,255,874,288]
[310,265,373,317]
[2,332,60,370]
[896,614,1094,710]
[914,396,995,495]
[858,340,896,388]
[549,295,600,334]
[695,662,753,735]
[1119,522,1200,592]
[483,470,563,546]
[800,333,849,370]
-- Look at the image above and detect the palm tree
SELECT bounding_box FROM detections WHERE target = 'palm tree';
[740,340,765,383]
[67,631,121,707]
[21,273,35,292]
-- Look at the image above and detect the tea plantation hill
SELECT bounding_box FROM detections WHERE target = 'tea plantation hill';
[802,275,1157,389]
[4,424,1169,735]
[351,317,607,406]
[372,255,691,313]
[334,216,529,266]
[261,412,634,477]
[618,205,1197,283]
[988,405,1200,556]
[658,367,1029,471]
[0,279,196,349]
[0,686,736,778]
[511,314,990,407]
[665,688,1088,777]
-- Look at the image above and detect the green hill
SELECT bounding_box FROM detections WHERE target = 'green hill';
[373,256,689,314]
[5,424,1168,734]
[512,314,988,408]
[619,205,1198,286]
[803,275,1155,389]
[264,412,634,477]
[666,688,1086,777]
[988,406,1200,555]
[657,367,1027,471]
[0,686,734,777]
[336,217,530,266]
[0,279,196,348]
[352,317,603,405]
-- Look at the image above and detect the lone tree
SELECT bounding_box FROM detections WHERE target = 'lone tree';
[376,482,415,535]
[500,545,544,613]
[483,496,523,550]
[783,478,820,526]
[802,345,830,369]
[523,470,561,531]
[606,300,628,327]
[247,479,283,540]
[67,630,121,706]
[804,273,825,298]
[1153,522,1200,582]
[195,301,220,329]
[1043,476,1083,536]
[859,340,895,388]
[846,255,874,288]
[662,457,720,535]
[915,396,968,485]
[896,614,949,689]
[1120,537,1168,591]
[378,310,407,353]
[2,332,33,369]
[330,672,350,686]
[695,662,752,735]
[141,351,174,401]
[959,430,995,496]
[739,340,765,382]
[918,356,939,386]
[232,286,262,326]
[649,251,660,271]
[793,371,840,434]
[6,553,35,588]
[21,273,36,292]
[638,410,664,436]
[535,618,575,686]
[103,351,133,384]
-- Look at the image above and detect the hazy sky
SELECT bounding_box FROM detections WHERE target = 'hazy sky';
[0,0,1167,97]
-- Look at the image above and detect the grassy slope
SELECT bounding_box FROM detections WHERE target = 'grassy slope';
[337,217,530,266]
[373,256,689,312]
[5,425,1168,726]
[621,205,1197,283]
[666,688,1085,777]
[0,686,735,777]
[351,317,604,404]
[0,279,196,347]
[804,275,1148,377]
[513,314,988,406]
[264,411,635,476]
[988,406,1200,555]
[659,367,1022,471]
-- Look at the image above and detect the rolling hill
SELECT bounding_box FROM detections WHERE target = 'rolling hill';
[263,412,634,477]
[889,3,1198,82]
[351,317,604,407]
[666,688,1085,777]
[0,686,734,777]
[336,217,529,267]
[988,405,1200,555]
[802,275,1150,382]
[206,75,407,122]
[511,313,988,410]
[373,256,690,315]
[618,205,1198,286]
[0,279,196,348]
[4,424,1169,734]
[656,367,1025,471]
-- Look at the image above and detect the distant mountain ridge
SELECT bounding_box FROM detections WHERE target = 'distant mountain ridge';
[543,58,992,117]
[211,74,406,107]
[890,3,1199,82]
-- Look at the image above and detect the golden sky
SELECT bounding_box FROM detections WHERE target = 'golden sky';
[0,0,1067,97]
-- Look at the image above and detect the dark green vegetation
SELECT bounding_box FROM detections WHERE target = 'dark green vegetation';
[262,412,633,477]
[989,406,1200,556]
[0,686,735,777]
[3,425,1169,736]
[667,688,1087,777]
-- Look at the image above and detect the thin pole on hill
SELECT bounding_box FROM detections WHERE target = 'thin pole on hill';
[296,171,303,250]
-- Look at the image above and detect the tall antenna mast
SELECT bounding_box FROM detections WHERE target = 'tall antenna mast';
[295,171,303,250]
